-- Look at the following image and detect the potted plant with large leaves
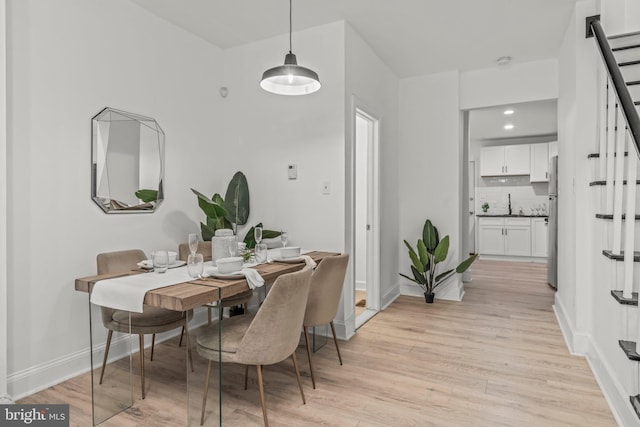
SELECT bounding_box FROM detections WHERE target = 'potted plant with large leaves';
[191,172,280,244]
[400,219,478,303]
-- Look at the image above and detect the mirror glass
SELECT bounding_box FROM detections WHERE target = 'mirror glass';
[92,108,164,213]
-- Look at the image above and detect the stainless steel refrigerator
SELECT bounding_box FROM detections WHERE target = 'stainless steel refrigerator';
[548,156,558,288]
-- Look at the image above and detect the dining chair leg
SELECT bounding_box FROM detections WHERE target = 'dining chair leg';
[139,334,146,399]
[244,365,249,390]
[256,365,269,427]
[200,360,213,426]
[184,317,194,372]
[302,326,316,389]
[291,352,306,404]
[151,334,156,361]
[329,321,343,365]
[179,327,185,347]
[99,330,113,385]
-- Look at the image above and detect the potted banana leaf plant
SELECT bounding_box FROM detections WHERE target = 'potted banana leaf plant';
[191,171,280,244]
[400,219,478,303]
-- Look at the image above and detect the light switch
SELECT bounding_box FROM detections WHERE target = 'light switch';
[288,164,297,180]
[321,181,331,195]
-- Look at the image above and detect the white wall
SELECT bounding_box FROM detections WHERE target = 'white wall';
[460,59,559,110]
[6,0,223,398]
[398,71,463,300]
[219,22,345,252]
[0,0,8,401]
[345,24,399,320]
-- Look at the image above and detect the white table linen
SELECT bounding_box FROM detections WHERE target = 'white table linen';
[90,267,192,313]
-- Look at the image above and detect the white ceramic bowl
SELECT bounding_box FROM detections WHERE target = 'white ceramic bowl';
[216,256,243,274]
[151,251,178,264]
[280,246,301,259]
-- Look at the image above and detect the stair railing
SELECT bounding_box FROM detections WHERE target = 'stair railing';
[588,16,640,301]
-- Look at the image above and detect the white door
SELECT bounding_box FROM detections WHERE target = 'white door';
[354,108,380,329]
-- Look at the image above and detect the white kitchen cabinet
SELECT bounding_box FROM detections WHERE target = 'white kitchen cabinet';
[531,217,549,257]
[505,218,532,256]
[480,144,530,176]
[478,217,531,256]
[478,218,505,255]
[530,143,549,182]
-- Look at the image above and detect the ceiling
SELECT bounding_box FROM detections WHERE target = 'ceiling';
[469,99,558,141]
[130,0,576,78]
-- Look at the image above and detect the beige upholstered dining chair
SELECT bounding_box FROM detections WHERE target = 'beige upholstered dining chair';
[96,249,193,399]
[302,253,349,389]
[178,241,253,325]
[197,266,313,427]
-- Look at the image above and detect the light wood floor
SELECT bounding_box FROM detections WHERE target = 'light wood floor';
[20,260,616,426]
[355,289,366,317]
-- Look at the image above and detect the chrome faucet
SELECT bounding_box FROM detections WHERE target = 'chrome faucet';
[508,193,512,215]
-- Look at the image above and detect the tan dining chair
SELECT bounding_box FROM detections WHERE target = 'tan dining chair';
[302,253,349,389]
[197,266,313,427]
[96,249,193,399]
[178,241,253,326]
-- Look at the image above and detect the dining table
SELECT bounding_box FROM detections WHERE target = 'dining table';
[75,250,338,426]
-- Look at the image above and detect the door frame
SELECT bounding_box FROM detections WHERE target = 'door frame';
[346,96,381,332]
[1,0,10,400]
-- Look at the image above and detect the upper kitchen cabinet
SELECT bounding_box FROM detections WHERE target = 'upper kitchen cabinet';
[530,141,558,183]
[530,143,549,182]
[480,144,530,176]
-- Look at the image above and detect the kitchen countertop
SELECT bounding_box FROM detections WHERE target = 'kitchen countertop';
[476,214,548,218]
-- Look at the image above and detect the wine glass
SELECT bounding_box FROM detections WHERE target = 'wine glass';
[188,233,198,255]
[254,226,263,246]
[255,243,268,264]
[280,230,288,248]
[187,253,204,279]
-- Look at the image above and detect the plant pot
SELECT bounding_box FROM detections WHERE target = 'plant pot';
[424,292,435,303]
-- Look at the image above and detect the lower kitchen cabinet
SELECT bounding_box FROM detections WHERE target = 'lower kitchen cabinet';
[531,217,549,257]
[478,217,532,256]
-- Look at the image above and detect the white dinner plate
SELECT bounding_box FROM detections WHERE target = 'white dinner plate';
[205,267,244,279]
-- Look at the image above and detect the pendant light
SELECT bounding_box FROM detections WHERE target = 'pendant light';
[260,0,321,96]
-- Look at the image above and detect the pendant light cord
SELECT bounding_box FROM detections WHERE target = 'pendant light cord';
[289,0,292,54]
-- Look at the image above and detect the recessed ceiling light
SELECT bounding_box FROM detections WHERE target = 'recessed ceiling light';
[504,124,514,130]
[496,56,512,66]
[504,109,514,115]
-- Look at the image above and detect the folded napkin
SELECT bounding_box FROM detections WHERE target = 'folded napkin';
[91,267,190,313]
[239,268,265,289]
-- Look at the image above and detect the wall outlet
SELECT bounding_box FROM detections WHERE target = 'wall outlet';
[288,164,297,180]
[321,181,331,195]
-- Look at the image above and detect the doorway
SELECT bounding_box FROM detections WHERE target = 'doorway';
[353,108,380,329]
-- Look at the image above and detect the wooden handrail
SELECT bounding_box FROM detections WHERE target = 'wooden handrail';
[587,16,640,158]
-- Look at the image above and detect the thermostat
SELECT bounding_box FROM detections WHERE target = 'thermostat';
[288,164,297,180]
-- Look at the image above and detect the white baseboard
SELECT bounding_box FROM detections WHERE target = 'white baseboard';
[381,284,400,310]
[553,293,579,355]
[399,279,464,302]
[478,254,548,263]
[586,338,639,427]
[9,308,210,400]
[355,280,366,291]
